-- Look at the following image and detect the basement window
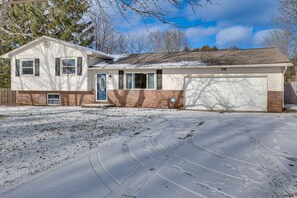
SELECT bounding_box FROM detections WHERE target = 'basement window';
[47,94,60,105]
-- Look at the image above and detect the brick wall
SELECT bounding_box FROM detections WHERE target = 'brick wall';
[108,90,183,109]
[16,89,284,112]
[268,91,283,112]
[16,91,95,106]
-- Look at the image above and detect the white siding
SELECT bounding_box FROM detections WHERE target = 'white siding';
[162,67,284,92]
[11,41,89,91]
[88,70,119,90]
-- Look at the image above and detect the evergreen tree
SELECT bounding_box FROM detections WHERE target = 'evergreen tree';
[2,0,94,48]
[0,0,94,88]
[193,45,220,52]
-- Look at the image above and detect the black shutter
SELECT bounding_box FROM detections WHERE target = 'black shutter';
[35,58,40,76]
[157,70,162,90]
[15,59,20,76]
[55,58,60,76]
[77,57,82,76]
[118,70,124,89]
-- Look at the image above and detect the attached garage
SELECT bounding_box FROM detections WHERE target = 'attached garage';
[184,77,268,111]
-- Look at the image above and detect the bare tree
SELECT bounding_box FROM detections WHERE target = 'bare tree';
[126,32,147,54]
[149,30,165,52]
[114,34,127,54]
[264,30,291,57]
[149,29,189,52]
[277,0,297,41]
[93,0,212,26]
[89,11,117,54]
[264,29,297,81]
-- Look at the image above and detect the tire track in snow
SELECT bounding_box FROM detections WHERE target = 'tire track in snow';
[147,130,207,198]
[106,125,206,198]
[148,128,238,198]
[89,151,120,191]
[147,120,265,198]
[240,118,297,197]
[187,138,261,169]
[104,140,169,197]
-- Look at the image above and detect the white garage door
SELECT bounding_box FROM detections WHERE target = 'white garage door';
[184,77,267,111]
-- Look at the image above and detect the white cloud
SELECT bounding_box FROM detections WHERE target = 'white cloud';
[185,0,278,25]
[253,30,271,46]
[252,29,273,47]
[216,26,253,48]
[185,27,218,38]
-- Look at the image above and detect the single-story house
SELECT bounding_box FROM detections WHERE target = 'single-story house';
[0,36,293,112]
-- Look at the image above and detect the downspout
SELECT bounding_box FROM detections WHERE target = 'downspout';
[282,66,288,109]
[283,66,288,75]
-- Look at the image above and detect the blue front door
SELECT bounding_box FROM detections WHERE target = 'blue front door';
[97,74,107,101]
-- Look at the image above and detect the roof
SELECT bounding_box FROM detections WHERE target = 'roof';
[92,48,292,69]
[0,36,113,59]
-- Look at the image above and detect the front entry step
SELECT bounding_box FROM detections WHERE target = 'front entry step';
[81,103,115,108]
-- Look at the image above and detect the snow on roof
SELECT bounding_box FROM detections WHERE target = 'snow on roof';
[91,60,205,69]
[112,54,129,61]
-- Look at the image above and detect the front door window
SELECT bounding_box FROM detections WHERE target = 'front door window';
[97,74,107,101]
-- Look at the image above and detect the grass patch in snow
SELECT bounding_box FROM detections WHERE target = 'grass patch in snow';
[0,115,7,119]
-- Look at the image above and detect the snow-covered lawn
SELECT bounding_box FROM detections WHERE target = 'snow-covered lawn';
[0,106,161,190]
[1,107,297,197]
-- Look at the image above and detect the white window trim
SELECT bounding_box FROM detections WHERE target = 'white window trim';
[21,59,35,76]
[61,58,77,76]
[124,72,156,90]
[47,93,60,106]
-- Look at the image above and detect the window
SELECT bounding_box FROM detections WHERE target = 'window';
[126,73,133,89]
[148,73,154,89]
[47,94,60,105]
[118,70,124,89]
[126,73,154,89]
[134,73,147,89]
[22,60,34,75]
[62,59,76,75]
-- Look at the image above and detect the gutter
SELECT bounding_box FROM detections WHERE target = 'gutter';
[88,63,293,70]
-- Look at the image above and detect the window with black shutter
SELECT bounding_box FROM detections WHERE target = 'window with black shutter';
[15,59,20,76]
[157,70,162,90]
[119,70,124,89]
[35,58,40,76]
[77,57,82,76]
[55,58,60,76]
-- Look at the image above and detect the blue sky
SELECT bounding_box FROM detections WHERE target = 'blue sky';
[110,0,280,49]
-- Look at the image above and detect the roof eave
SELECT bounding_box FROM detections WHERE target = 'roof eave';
[0,53,10,59]
[0,36,46,60]
[86,51,113,59]
[0,35,114,60]
[88,63,293,70]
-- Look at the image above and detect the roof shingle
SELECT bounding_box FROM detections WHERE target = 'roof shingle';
[109,48,290,66]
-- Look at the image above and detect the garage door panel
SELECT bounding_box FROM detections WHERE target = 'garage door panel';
[185,77,267,111]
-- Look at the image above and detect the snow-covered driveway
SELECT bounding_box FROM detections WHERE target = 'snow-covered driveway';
[1,108,297,197]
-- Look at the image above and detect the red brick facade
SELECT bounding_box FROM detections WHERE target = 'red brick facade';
[267,91,283,112]
[108,90,183,109]
[16,91,95,106]
[16,90,284,112]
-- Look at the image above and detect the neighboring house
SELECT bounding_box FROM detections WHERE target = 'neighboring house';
[0,36,293,112]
